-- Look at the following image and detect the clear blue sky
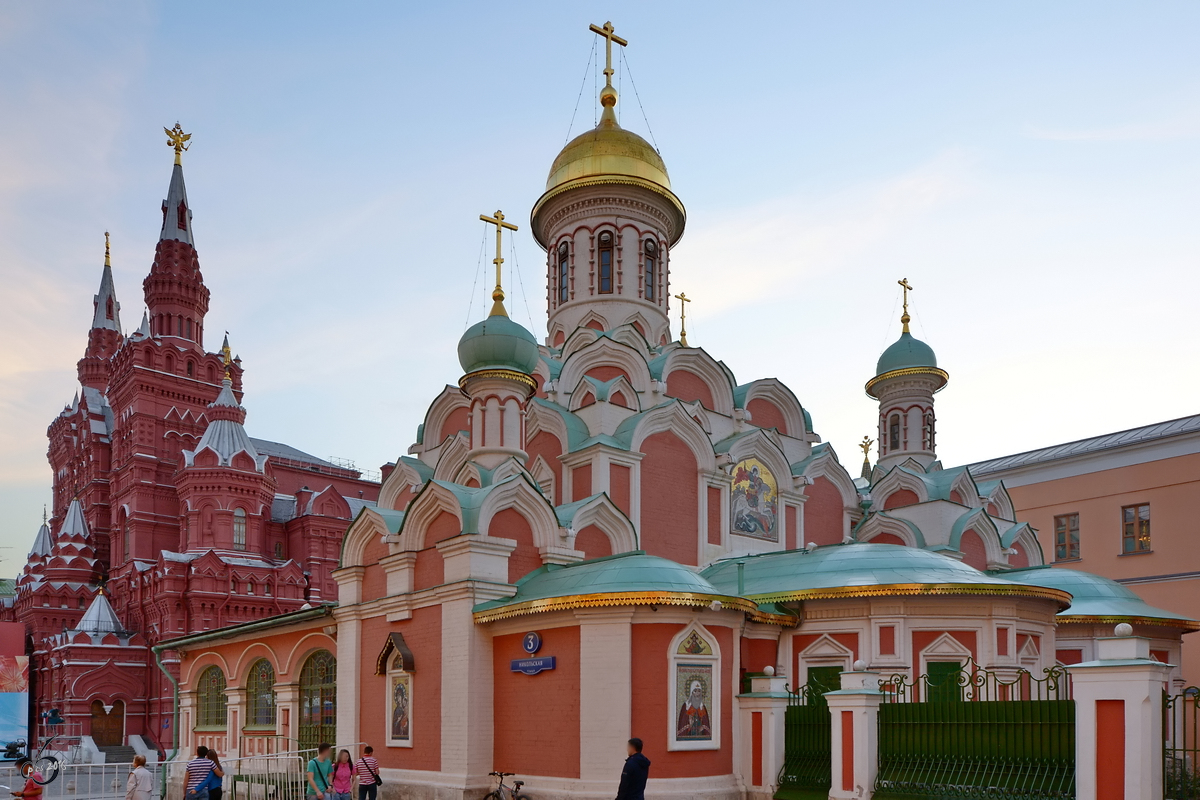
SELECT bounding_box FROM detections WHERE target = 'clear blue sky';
[2,2,1198,567]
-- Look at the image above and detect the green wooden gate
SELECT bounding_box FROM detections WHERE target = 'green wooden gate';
[1165,688,1200,799]
[775,667,838,800]
[875,659,1075,800]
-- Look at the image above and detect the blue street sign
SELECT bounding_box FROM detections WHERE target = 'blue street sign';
[522,631,542,654]
[511,656,556,675]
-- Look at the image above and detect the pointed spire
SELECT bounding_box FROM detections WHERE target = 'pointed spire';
[90,232,121,331]
[160,124,194,246]
[58,498,91,543]
[135,309,150,338]
[75,591,125,635]
[28,516,53,559]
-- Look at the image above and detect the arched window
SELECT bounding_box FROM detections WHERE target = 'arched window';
[177,200,188,231]
[299,650,337,751]
[186,360,194,378]
[924,411,935,451]
[186,319,193,340]
[197,666,227,728]
[274,542,284,559]
[598,232,614,294]
[889,414,901,452]
[246,659,276,727]
[558,242,569,304]
[644,240,657,301]
[105,297,114,320]
[233,508,247,551]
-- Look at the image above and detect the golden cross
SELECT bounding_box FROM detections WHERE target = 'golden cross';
[674,292,691,347]
[164,122,191,166]
[859,436,874,460]
[104,231,111,267]
[898,277,913,333]
[480,210,518,317]
[221,332,233,380]
[589,21,628,87]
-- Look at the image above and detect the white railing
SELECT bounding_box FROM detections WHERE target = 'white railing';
[0,762,163,800]
[166,749,320,800]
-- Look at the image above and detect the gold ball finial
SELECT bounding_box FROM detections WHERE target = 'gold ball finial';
[600,85,618,108]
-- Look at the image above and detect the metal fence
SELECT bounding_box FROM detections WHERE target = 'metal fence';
[776,683,832,800]
[1165,688,1200,800]
[0,762,162,800]
[163,749,316,800]
[875,659,1075,800]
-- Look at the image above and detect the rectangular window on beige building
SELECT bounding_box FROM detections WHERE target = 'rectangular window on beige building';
[1122,503,1151,554]
[1054,514,1080,560]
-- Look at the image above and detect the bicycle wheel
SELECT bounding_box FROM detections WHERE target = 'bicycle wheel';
[482,793,503,800]
[516,795,532,800]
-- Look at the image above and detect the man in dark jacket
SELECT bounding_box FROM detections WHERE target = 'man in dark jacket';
[616,738,651,800]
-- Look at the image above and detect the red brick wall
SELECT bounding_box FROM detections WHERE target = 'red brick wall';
[362,604,441,771]
[666,370,715,409]
[414,511,459,591]
[707,486,722,545]
[440,407,470,442]
[786,505,797,550]
[575,524,612,559]
[960,529,987,570]
[869,533,906,546]
[587,366,627,383]
[883,489,920,510]
[746,398,787,435]
[1009,543,1029,568]
[804,477,844,546]
[631,623,733,777]
[490,508,542,583]
[610,464,631,516]
[526,431,564,505]
[741,638,777,672]
[572,463,593,502]
[493,627,581,778]
[640,432,699,565]
[361,536,391,600]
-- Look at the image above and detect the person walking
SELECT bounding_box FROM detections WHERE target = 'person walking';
[124,755,153,800]
[10,767,44,800]
[184,747,215,800]
[306,743,334,800]
[205,751,226,800]
[615,738,650,800]
[354,746,381,800]
[331,749,355,800]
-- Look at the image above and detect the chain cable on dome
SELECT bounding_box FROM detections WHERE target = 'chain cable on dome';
[564,39,597,145]
[464,223,488,330]
[621,50,660,153]
[508,233,537,334]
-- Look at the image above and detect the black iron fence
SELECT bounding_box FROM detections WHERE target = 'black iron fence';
[776,683,832,800]
[1165,688,1200,800]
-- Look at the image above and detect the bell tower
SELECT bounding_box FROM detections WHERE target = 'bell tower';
[530,21,686,349]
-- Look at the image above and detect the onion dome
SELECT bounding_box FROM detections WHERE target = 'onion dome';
[866,281,948,398]
[457,314,540,375]
[1005,567,1199,630]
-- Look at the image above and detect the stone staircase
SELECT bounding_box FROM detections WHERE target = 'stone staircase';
[98,745,138,763]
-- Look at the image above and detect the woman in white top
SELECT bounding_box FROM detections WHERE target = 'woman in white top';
[125,755,153,800]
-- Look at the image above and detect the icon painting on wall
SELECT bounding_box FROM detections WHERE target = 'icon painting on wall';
[390,672,411,744]
[731,458,778,540]
[675,665,713,741]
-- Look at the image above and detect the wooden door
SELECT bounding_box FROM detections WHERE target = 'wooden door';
[89,699,125,747]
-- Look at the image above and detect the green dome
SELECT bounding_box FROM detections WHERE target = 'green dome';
[1005,567,1198,629]
[457,313,540,375]
[876,331,938,376]
[702,543,1070,606]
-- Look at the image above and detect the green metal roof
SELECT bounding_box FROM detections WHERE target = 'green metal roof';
[876,331,938,375]
[458,313,540,375]
[531,399,590,450]
[1003,566,1199,629]
[473,550,756,622]
[702,543,1070,605]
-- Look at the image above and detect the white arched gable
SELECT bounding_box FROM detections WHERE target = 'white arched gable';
[796,446,860,510]
[526,401,570,447]
[628,402,716,470]
[398,482,464,552]
[432,433,471,483]
[738,378,807,438]
[490,457,530,486]
[529,454,556,500]
[613,318,653,351]
[799,634,855,670]
[856,513,924,548]
[378,459,428,511]
[565,494,639,554]
[341,509,393,568]
[568,376,602,412]
[948,470,981,507]
[723,430,792,494]
[606,375,641,411]
[952,507,1004,566]
[558,336,655,395]
[421,386,470,450]
[453,461,485,488]
[920,633,974,676]
[1004,524,1045,567]
[982,481,1016,520]
[477,476,560,551]
[662,348,736,416]
[873,467,931,506]
[560,326,602,359]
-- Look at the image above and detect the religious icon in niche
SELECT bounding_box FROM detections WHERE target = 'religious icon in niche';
[731,457,779,540]
[675,665,713,741]
[678,631,713,656]
[389,670,411,745]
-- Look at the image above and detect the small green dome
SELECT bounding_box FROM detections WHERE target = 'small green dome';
[876,331,938,376]
[1005,567,1198,628]
[457,313,540,375]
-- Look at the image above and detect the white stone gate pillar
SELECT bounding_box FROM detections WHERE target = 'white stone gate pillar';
[1067,625,1171,800]
[737,669,790,800]
[825,667,883,800]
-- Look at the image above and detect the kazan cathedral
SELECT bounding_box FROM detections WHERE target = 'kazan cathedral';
[139,24,1192,800]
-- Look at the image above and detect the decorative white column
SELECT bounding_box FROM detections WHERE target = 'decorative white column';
[737,668,790,800]
[825,666,883,800]
[1067,625,1171,800]
[577,609,634,786]
[333,565,365,753]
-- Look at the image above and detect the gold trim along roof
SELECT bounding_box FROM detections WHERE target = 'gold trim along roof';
[473,590,761,624]
[1055,614,1200,631]
[865,365,950,398]
[744,581,1073,607]
[530,175,686,248]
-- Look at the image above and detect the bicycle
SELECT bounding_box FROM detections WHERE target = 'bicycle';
[484,770,530,800]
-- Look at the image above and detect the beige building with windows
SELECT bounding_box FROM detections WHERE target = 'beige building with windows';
[970,414,1200,685]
